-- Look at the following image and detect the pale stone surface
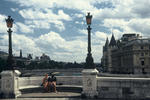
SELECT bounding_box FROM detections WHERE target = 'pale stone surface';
[2,69,150,99]
[18,76,82,89]
[19,92,81,98]
[0,98,80,100]
[1,70,21,98]
[97,76,150,99]
[82,68,99,98]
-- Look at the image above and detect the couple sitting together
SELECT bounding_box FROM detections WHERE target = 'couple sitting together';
[42,73,57,92]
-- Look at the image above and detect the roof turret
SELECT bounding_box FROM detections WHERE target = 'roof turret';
[109,34,117,47]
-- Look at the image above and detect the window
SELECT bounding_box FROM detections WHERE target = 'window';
[142,68,146,74]
[141,46,144,49]
[101,87,109,91]
[145,52,148,55]
[122,87,133,94]
[141,59,145,66]
[141,53,144,56]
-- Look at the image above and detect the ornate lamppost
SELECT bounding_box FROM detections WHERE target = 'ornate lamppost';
[5,16,14,70]
[85,12,94,68]
[0,16,21,99]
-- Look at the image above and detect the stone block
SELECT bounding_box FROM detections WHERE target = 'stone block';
[82,68,99,98]
[0,70,21,98]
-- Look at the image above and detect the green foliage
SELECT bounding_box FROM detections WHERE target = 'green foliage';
[0,57,100,70]
[25,60,84,70]
[0,58,7,72]
[16,61,25,68]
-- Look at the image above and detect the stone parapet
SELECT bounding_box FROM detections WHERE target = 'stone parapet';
[82,68,99,98]
[19,76,82,89]
[97,76,150,99]
[0,70,21,98]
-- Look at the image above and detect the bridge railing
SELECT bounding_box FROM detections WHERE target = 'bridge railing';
[19,76,82,89]
[96,77,150,99]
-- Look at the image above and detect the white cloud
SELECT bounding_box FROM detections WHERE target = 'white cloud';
[95,31,108,40]
[52,20,65,31]
[11,8,18,12]
[103,18,150,37]
[19,9,71,21]
[79,29,87,35]
[36,31,65,49]
[11,0,112,19]
[12,0,150,20]
[128,19,150,36]
[0,33,42,57]
[19,8,70,31]
[0,14,18,35]
[131,0,150,18]
[75,21,79,24]
[0,14,7,34]
[16,22,34,33]
[35,31,90,62]
[103,19,128,28]
[35,31,105,62]
[12,34,41,54]
[7,0,150,62]
[13,0,97,11]
[25,20,50,29]
[74,13,84,18]
[112,29,123,40]
[91,0,150,20]
[58,10,71,21]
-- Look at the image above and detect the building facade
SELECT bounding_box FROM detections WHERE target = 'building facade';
[101,33,150,74]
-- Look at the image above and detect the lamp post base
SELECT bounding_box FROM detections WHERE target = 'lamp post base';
[85,53,94,68]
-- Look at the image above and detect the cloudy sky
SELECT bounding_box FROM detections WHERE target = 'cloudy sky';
[0,0,150,62]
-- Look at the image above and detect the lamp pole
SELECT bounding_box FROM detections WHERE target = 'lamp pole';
[85,12,94,68]
[6,16,14,70]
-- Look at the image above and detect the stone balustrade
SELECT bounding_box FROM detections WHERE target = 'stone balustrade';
[1,69,150,99]
[19,76,82,89]
[97,77,150,99]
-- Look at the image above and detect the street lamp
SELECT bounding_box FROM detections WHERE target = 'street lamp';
[6,16,14,70]
[85,12,94,68]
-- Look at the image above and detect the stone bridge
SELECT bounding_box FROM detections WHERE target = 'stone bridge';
[1,69,150,99]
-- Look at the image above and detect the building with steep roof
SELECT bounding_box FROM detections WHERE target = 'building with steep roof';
[101,33,150,74]
[101,38,109,72]
[109,34,117,47]
[101,34,117,72]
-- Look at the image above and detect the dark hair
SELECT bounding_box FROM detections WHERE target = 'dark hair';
[52,75,54,77]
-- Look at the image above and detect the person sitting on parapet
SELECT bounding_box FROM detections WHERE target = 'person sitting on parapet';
[42,74,48,92]
[51,74,57,92]
[47,74,57,92]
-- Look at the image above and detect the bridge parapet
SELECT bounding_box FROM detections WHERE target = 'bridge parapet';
[19,76,82,89]
[97,77,150,99]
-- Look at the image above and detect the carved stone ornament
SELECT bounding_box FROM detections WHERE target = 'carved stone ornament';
[87,78,92,87]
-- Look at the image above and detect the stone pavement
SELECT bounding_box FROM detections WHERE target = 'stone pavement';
[19,92,81,98]
[0,92,81,100]
[0,98,80,100]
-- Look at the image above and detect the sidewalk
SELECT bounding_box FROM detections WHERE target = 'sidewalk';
[19,92,81,98]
